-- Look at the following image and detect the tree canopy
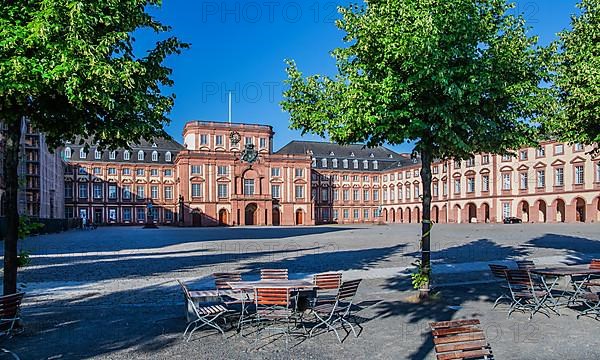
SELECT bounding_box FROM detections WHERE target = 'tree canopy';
[548,0,600,153]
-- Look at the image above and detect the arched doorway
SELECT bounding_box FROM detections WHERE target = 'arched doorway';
[218,209,228,226]
[390,208,396,223]
[414,207,421,223]
[520,201,530,223]
[556,199,566,223]
[398,208,404,223]
[245,203,258,225]
[383,208,388,222]
[272,207,281,226]
[575,198,586,222]
[454,205,462,223]
[432,206,439,223]
[537,200,547,223]
[481,203,490,223]
[192,210,202,227]
[295,209,304,225]
[406,207,412,223]
[467,203,477,223]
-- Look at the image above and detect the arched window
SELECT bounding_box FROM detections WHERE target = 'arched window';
[80,148,86,159]
[138,150,144,161]
[311,158,316,167]
[165,151,172,162]
[152,151,158,162]
[353,159,358,169]
[342,159,348,168]
[363,160,368,169]
[373,160,379,170]
[64,147,72,159]
[332,159,338,168]
[321,158,327,168]
[95,149,102,160]
[109,151,116,160]
[123,150,130,161]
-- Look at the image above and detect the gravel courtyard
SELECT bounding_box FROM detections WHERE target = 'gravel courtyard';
[3,223,600,359]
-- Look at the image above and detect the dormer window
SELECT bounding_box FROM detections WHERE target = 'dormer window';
[350,152,355,157]
[363,160,368,169]
[321,158,327,168]
[329,151,335,156]
[165,152,172,162]
[388,154,393,159]
[353,159,358,169]
[123,150,130,161]
[95,149,102,160]
[80,148,86,159]
[342,159,348,168]
[373,160,379,170]
[311,158,317,167]
[109,151,116,160]
[332,159,338,168]
[152,151,158,162]
[152,142,157,148]
[137,150,144,161]
[369,153,374,158]
[64,147,72,159]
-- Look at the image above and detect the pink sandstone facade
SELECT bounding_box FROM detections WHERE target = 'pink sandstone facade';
[61,120,600,226]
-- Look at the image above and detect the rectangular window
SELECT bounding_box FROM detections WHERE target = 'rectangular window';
[245,136,253,145]
[271,167,281,177]
[454,179,461,194]
[200,134,208,145]
[107,168,116,175]
[123,185,132,200]
[482,155,490,165]
[502,154,511,162]
[164,169,172,177]
[136,208,145,222]
[151,185,159,199]
[575,165,584,184]
[191,165,202,175]
[65,183,73,199]
[574,143,584,152]
[192,183,203,197]
[333,189,339,201]
[555,168,564,186]
[519,150,528,161]
[398,187,403,200]
[353,175,359,182]
[123,208,132,222]
[343,209,349,219]
[244,179,254,195]
[259,138,267,149]
[482,175,490,192]
[406,186,411,199]
[150,169,158,177]
[271,185,281,199]
[108,185,117,199]
[353,189,360,201]
[78,184,88,198]
[467,177,475,193]
[122,168,131,176]
[597,163,600,182]
[537,146,546,157]
[363,190,369,201]
[520,173,528,190]
[363,176,369,182]
[502,173,511,190]
[443,182,448,196]
[353,209,359,219]
[295,185,304,199]
[363,209,369,219]
[93,167,101,175]
[373,190,379,201]
[414,186,419,198]
[432,166,439,175]
[321,188,329,202]
[215,135,224,146]
[93,184,103,199]
[164,186,173,200]
[217,166,228,176]
[343,190,350,201]
[433,183,439,197]
[383,189,388,201]
[333,210,339,220]
[136,185,145,199]
[466,158,475,167]
[218,183,228,199]
[295,168,304,177]
[555,144,564,155]
[537,170,545,188]
[454,160,461,169]
[136,169,145,176]
[502,202,511,219]
[78,167,87,175]
[165,209,173,221]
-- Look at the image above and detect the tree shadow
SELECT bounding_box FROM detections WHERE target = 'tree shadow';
[525,233,600,264]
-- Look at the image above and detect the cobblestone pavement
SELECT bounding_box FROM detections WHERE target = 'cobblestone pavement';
[3,223,600,359]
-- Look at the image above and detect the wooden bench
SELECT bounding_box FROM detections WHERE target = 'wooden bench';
[430,319,493,360]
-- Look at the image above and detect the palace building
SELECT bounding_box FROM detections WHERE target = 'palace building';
[61,120,600,226]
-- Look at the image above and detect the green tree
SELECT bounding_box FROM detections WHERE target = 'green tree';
[0,0,188,295]
[548,0,599,154]
[282,0,548,297]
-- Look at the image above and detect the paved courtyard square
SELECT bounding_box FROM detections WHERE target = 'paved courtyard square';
[4,223,600,359]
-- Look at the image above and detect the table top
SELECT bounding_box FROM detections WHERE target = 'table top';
[531,265,600,276]
[228,279,315,290]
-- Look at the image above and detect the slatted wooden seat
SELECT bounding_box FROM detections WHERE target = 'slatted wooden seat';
[260,269,288,280]
[487,265,510,308]
[254,287,297,347]
[504,269,557,319]
[430,319,493,360]
[177,280,230,340]
[515,260,536,270]
[0,292,24,336]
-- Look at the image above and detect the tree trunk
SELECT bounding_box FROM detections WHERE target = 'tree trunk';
[419,149,433,299]
[3,118,22,295]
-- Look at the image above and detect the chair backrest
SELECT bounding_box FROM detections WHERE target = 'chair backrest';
[212,272,242,290]
[589,259,600,270]
[337,279,362,302]
[505,269,534,291]
[177,280,192,301]
[430,319,492,360]
[313,272,342,290]
[260,269,288,280]
[516,260,535,270]
[488,264,508,279]
[0,292,24,334]
[255,287,290,307]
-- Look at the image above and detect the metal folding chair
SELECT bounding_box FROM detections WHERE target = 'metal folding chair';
[309,279,362,343]
[253,287,299,349]
[260,269,288,280]
[177,280,230,341]
[430,319,493,360]
[515,260,536,270]
[577,292,600,320]
[488,264,511,308]
[504,270,558,320]
[212,272,253,332]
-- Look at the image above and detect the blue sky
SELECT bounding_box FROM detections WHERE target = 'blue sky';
[138,0,580,153]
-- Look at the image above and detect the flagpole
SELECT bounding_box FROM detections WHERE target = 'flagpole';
[228,92,232,124]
